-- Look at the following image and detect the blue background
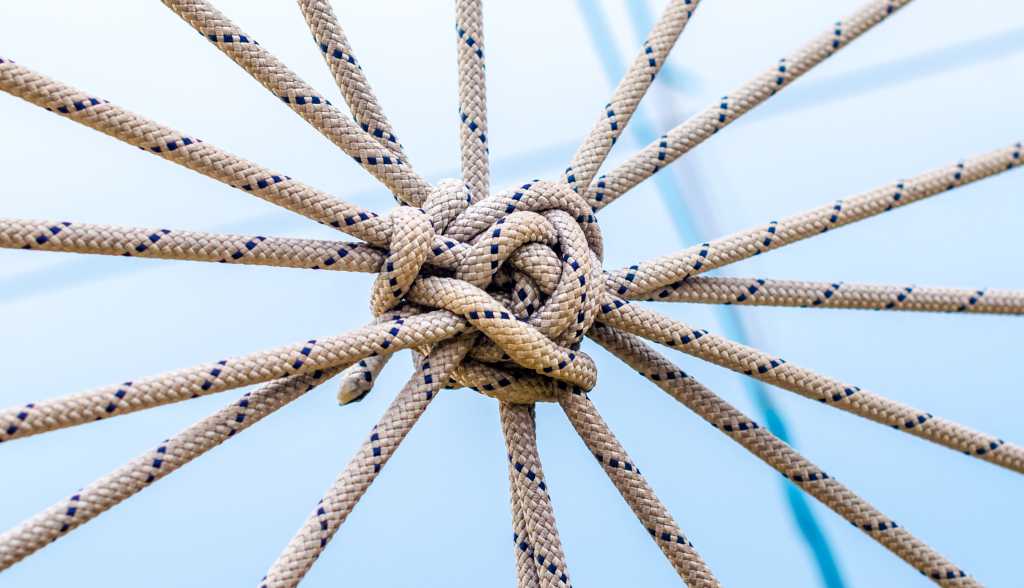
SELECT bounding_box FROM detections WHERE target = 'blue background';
[1,1,1022,585]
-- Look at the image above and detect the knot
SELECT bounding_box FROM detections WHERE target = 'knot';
[351,179,604,403]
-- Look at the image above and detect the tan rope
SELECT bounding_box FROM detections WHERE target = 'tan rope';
[588,0,913,209]
[456,0,490,200]
[598,300,1024,474]
[0,0,1021,582]
[557,384,720,586]
[0,58,395,246]
[563,0,699,194]
[161,0,432,205]
[0,368,341,571]
[260,337,472,588]
[590,323,979,587]
[608,143,1022,299]
[0,217,384,273]
[500,402,572,587]
[297,0,409,163]
[648,276,1024,315]
[0,310,466,442]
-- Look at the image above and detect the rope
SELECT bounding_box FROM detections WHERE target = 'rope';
[456,0,490,200]
[1,0,1022,584]
[608,143,1023,299]
[588,0,913,209]
[564,0,699,194]
[598,300,1024,474]
[500,402,573,587]
[0,310,466,442]
[650,276,1024,315]
[590,324,979,587]
[557,384,720,586]
[161,0,431,205]
[0,217,384,273]
[297,0,409,163]
[260,337,472,588]
[0,368,341,571]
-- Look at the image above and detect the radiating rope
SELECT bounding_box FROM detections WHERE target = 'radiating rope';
[0,0,1021,584]
[0,368,341,571]
[0,217,385,273]
[297,0,410,163]
[588,0,914,209]
[161,0,431,205]
[557,384,720,586]
[590,324,979,587]
[455,0,490,200]
[607,143,1022,299]
[563,0,699,194]
[500,402,573,588]
[598,300,1024,474]
[0,310,466,442]
[260,337,472,588]
[649,276,1024,315]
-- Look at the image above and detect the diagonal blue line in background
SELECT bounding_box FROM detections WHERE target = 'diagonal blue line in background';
[577,2,846,586]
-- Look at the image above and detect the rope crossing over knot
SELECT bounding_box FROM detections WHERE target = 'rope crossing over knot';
[343,178,605,405]
[2,0,1024,585]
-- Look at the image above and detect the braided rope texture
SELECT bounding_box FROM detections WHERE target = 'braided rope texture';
[0,0,1021,585]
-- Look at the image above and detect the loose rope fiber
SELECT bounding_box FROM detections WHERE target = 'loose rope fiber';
[1,0,1022,585]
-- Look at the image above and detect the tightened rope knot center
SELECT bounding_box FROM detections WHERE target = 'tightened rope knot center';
[362,178,604,403]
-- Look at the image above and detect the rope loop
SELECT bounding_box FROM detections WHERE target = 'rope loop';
[374,178,605,401]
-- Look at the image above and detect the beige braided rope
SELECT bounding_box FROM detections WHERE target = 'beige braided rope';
[590,324,978,587]
[260,337,472,588]
[0,368,342,571]
[455,0,490,200]
[500,402,573,588]
[557,384,720,586]
[608,143,1023,299]
[588,0,913,209]
[647,276,1024,315]
[297,0,410,163]
[0,217,385,273]
[563,0,699,194]
[161,0,432,205]
[599,300,1024,474]
[1,0,1022,584]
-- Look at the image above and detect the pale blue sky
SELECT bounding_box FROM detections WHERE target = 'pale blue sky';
[1,1,1022,586]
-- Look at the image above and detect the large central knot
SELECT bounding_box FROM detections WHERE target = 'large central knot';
[367,178,604,402]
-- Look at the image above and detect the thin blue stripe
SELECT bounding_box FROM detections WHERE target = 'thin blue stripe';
[578,2,846,587]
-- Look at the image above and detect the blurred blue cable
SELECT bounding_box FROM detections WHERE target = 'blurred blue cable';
[577,2,846,586]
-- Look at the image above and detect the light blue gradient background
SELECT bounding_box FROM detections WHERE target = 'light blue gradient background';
[1,1,1022,586]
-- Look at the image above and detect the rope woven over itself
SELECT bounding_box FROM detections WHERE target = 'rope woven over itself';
[1,0,1022,584]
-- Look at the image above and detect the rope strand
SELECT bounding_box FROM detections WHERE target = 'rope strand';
[590,324,979,587]
[608,143,1022,299]
[589,0,914,209]
[599,300,1024,474]
[0,368,340,572]
[648,276,1024,315]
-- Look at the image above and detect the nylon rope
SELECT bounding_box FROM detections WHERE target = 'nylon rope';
[0,0,1020,586]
